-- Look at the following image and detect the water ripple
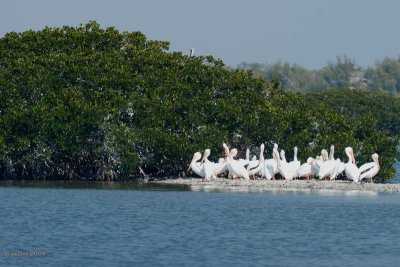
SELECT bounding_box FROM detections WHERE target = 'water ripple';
[1,186,400,266]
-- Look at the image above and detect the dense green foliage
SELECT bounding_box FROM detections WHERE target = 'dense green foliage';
[305,89,400,136]
[238,55,400,95]
[0,22,398,181]
[365,57,400,94]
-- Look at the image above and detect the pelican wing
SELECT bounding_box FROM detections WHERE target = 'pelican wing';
[358,162,375,174]
[247,160,260,172]
[345,163,360,182]
[297,162,312,177]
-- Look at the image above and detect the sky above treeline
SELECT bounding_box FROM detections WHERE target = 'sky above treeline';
[1,0,400,69]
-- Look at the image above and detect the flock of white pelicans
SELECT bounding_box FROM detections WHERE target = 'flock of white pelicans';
[188,143,380,183]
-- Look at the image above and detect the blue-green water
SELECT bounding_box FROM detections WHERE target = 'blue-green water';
[1,180,400,267]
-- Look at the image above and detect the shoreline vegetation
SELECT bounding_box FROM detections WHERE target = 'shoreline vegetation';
[0,22,399,182]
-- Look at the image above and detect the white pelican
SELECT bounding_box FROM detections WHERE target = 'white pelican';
[214,158,227,177]
[327,145,345,180]
[334,160,345,179]
[359,153,380,183]
[321,149,329,161]
[311,155,322,177]
[297,157,314,180]
[248,144,265,179]
[265,143,279,180]
[188,152,205,178]
[287,146,301,179]
[280,149,287,163]
[200,149,217,181]
[274,149,296,180]
[223,143,250,180]
[264,157,278,180]
[344,147,360,183]
[246,155,259,172]
[329,158,344,180]
[318,145,340,180]
[313,149,327,177]
[227,148,240,179]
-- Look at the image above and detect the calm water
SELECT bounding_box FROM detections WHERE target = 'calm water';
[1,180,400,267]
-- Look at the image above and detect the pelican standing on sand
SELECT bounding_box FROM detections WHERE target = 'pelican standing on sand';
[188,152,205,178]
[213,158,227,177]
[321,149,329,161]
[344,147,360,183]
[274,149,296,180]
[223,143,250,180]
[359,153,380,183]
[318,145,340,180]
[265,143,279,180]
[311,155,322,177]
[200,149,217,181]
[247,155,259,172]
[287,146,301,179]
[297,157,314,180]
[313,149,327,177]
[248,144,265,179]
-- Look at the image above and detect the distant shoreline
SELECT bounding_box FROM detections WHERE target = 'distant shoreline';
[153,178,400,193]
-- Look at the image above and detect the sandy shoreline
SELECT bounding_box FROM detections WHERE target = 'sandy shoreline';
[153,178,400,193]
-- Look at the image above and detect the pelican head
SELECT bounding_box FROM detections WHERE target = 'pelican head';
[372,153,379,165]
[230,148,238,158]
[306,157,314,164]
[280,149,286,162]
[201,149,211,164]
[321,149,329,161]
[345,147,356,164]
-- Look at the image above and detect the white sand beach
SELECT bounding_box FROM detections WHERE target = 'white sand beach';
[154,178,400,193]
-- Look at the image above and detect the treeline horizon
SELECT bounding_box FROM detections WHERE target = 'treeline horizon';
[237,55,400,95]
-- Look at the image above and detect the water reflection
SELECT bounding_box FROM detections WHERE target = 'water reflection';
[316,189,379,197]
[0,180,190,192]
[189,184,382,197]
[0,180,394,197]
